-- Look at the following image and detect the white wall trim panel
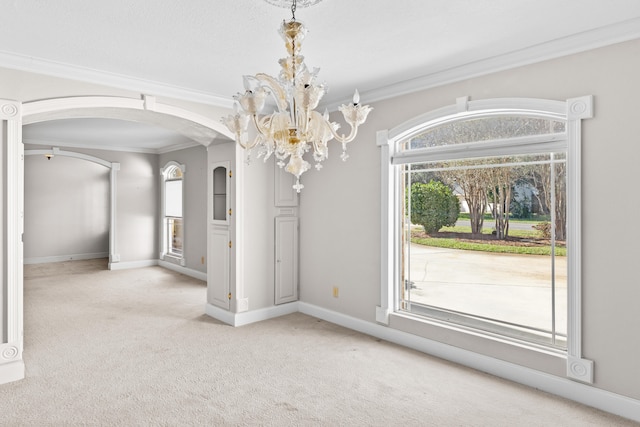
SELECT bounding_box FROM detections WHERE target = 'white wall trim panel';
[565,95,594,383]
[0,99,24,385]
[297,302,640,423]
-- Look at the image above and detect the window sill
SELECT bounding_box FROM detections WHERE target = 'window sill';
[161,254,185,267]
[388,311,567,377]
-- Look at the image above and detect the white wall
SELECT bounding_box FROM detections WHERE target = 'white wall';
[24,154,109,262]
[299,39,640,400]
[110,150,159,263]
[159,145,208,273]
[243,156,275,310]
[23,146,159,264]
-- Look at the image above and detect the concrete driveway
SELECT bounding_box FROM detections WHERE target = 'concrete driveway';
[406,243,567,335]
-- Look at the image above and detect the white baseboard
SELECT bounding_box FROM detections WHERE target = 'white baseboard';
[107,259,206,282]
[297,302,640,423]
[24,252,108,265]
[205,302,299,327]
[108,259,157,270]
[158,260,206,281]
[0,360,25,385]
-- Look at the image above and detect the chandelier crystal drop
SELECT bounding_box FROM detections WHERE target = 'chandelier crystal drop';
[223,0,372,192]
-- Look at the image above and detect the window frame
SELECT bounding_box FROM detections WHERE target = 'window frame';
[160,161,186,265]
[377,96,594,382]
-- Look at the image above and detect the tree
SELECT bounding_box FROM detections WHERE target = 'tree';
[440,166,489,236]
[525,155,567,240]
[486,162,517,240]
[409,181,460,234]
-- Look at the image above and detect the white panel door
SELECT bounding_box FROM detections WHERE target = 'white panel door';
[275,217,298,305]
[208,226,230,310]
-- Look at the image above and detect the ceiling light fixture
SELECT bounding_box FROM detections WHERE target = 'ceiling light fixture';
[223,0,372,192]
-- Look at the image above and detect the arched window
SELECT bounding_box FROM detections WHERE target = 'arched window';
[161,161,186,264]
[378,96,594,382]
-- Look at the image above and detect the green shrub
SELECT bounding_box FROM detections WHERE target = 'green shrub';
[410,181,460,234]
[533,221,551,239]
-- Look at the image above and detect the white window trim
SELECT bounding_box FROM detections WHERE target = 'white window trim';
[160,160,186,266]
[377,96,594,383]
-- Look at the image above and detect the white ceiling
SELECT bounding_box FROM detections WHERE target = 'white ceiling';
[3,0,640,152]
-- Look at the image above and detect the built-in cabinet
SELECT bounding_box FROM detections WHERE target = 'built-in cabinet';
[206,145,300,321]
[207,161,230,310]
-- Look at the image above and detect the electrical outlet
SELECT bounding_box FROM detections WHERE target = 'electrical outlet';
[332,287,339,298]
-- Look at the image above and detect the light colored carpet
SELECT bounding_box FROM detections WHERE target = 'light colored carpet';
[0,259,635,426]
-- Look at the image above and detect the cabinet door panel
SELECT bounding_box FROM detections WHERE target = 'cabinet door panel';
[275,217,298,304]
[208,226,230,309]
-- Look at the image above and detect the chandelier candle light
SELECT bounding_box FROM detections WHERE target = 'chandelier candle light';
[223,0,372,192]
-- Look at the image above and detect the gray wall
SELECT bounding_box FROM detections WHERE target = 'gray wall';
[25,143,210,268]
[111,149,159,263]
[299,39,640,400]
[24,154,109,261]
[23,146,159,264]
[159,145,208,273]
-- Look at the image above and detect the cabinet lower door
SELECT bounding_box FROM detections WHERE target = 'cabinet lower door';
[275,217,298,305]
[208,226,230,310]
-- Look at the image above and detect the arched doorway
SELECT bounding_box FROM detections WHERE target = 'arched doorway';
[0,95,232,385]
[24,148,118,266]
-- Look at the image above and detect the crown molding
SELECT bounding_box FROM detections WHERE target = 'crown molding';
[156,140,203,154]
[22,137,200,155]
[0,51,234,109]
[3,17,639,112]
[324,17,640,111]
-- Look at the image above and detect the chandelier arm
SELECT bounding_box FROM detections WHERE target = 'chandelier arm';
[252,114,274,139]
[236,132,263,150]
[255,73,289,112]
[326,122,358,144]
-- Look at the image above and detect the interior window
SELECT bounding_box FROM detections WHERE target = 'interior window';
[162,163,184,259]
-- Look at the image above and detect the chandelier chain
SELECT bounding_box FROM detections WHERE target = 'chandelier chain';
[291,0,297,20]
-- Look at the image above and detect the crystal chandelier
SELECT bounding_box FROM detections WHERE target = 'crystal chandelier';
[222,0,372,192]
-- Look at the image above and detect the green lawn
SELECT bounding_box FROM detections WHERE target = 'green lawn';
[411,222,566,256]
[439,225,541,239]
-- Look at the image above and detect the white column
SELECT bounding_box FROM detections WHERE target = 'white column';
[0,99,25,385]
[109,163,121,266]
